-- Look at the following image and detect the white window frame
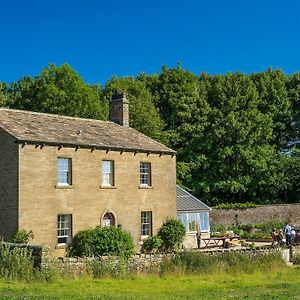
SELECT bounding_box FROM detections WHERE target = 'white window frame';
[57,214,72,245]
[140,162,151,186]
[57,158,72,186]
[101,160,115,187]
[141,211,152,237]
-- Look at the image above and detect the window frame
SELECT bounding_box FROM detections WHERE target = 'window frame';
[57,157,72,186]
[140,162,151,187]
[101,160,115,187]
[141,211,152,238]
[57,214,72,246]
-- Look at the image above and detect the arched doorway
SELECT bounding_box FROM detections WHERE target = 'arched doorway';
[102,212,116,227]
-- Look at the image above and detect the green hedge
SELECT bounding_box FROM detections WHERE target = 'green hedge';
[214,202,257,210]
[69,226,134,258]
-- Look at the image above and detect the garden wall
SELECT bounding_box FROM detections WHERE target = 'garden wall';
[210,203,300,226]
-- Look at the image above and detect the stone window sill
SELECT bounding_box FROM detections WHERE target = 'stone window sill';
[55,244,68,249]
[139,185,153,189]
[100,185,116,189]
[55,184,74,189]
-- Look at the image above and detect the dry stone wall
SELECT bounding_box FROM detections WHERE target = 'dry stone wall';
[210,203,300,226]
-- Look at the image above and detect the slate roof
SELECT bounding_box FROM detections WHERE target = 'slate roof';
[176,185,211,212]
[0,108,175,155]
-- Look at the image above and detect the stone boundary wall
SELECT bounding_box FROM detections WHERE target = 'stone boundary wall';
[210,203,300,226]
[42,247,292,274]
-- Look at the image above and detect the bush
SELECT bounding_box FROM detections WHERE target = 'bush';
[141,236,163,253]
[293,255,300,265]
[214,202,257,210]
[0,243,34,281]
[69,226,134,258]
[157,219,185,251]
[10,230,34,244]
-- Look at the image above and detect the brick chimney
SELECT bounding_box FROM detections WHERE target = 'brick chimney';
[109,92,129,127]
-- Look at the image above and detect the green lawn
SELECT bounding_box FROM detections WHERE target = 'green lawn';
[0,267,299,300]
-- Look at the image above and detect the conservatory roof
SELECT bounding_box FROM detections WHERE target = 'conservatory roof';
[176,185,211,212]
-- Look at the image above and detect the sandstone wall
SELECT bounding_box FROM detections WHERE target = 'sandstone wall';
[18,144,176,254]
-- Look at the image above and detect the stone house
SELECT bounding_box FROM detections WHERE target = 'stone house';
[177,185,211,248]
[0,93,176,255]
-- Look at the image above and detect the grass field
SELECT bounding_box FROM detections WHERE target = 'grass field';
[0,267,299,300]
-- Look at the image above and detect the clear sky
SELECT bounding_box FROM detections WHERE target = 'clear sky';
[1,0,300,85]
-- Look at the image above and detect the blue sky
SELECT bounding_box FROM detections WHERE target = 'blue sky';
[1,0,300,85]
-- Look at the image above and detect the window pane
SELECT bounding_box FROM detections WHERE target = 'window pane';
[102,160,114,186]
[57,158,71,185]
[140,162,151,185]
[141,211,152,236]
[188,213,200,232]
[200,212,209,232]
[177,214,188,232]
[57,214,72,244]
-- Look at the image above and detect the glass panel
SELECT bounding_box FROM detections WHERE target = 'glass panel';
[57,158,71,185]
[141,211,152,236]
[57,214,72,244]
[200,212,209,232]
[140,163,151,185]
[188,213,200,232]
[177,214,189,232]
[102,160,114,186]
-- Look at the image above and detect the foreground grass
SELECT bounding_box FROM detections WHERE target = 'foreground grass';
[0,267,299,300]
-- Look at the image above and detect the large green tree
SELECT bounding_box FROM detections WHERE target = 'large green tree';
[190,73,283,204]
[251,68,292,149]
[6,64,106,120]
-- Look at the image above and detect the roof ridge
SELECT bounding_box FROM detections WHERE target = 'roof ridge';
[0,107,110,124]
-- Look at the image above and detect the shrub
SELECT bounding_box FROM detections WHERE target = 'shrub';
[10,230,34,244]
[0,243,34,281]
[157,219,185,251]
[293,255,300,265]
[69,226,134,258]
[68,228,95,257]
[214,202,257,210]
[141,236,163,253]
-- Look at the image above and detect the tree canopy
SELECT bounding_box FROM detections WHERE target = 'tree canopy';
[6,64,107,120]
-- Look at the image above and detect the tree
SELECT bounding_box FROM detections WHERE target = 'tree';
[0,82,8,107]
[7,64,107,120]
[286,73,300,150]
[192,73,282,204]
[251,68,292,149]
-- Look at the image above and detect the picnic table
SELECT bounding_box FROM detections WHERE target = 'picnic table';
[201,236,240,249]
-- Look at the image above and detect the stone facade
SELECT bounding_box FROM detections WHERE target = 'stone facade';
[0,129,19,240]
[2,142,176,255]
[210,203,300,227]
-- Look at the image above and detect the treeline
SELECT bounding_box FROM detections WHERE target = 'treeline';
[1,64,300,205]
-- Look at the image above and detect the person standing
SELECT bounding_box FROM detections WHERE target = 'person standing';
[284,222,292,246]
